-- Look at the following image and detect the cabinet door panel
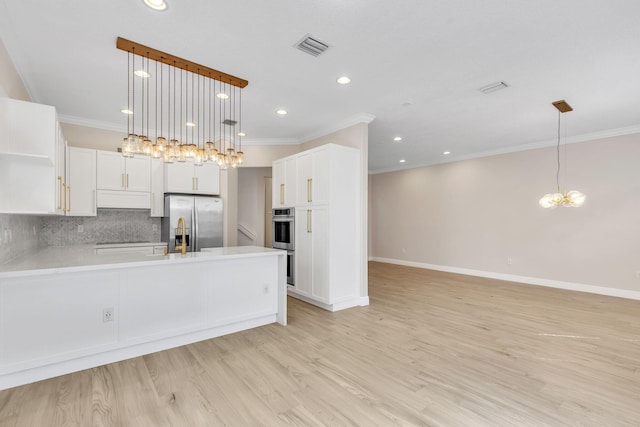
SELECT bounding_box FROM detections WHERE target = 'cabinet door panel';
[294,209,312,296]
[284,158,296,206]
[272,160,285,207]
[296,153,312,205]
[311,148,330,204]
[165,161,195,193]
[310,207,330,302]
[97,151,125,190]
[125,156,151,192]
[150,158,164,216]
[66,147,96,216]
[194,162,220,195]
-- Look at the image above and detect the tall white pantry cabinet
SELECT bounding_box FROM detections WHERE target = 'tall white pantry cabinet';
[273,143,362,312]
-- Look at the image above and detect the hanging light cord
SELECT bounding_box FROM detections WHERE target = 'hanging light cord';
[556,110,561,193]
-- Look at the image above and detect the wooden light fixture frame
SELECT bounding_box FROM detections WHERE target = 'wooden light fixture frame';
[116,37,248,88]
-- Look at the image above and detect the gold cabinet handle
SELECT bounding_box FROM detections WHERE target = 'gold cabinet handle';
[126,173,129,188]
[280,184,284,205]
[192,177,195,191]
[196,177,199,190]
[58,176,63,210]
[121,173,124,189]
[307,178,312,203]
[307,209,311,233]
[63,183,67,212]
[66,184,71,212]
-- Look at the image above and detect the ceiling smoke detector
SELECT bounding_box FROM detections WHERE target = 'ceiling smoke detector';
[479,81,509,94]
[295,34,330,57]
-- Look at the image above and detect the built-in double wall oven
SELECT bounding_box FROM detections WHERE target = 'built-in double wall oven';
[272,207,295,286]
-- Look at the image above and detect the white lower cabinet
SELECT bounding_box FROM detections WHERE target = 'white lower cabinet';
[295,207,329,302]
[65,147,96,216]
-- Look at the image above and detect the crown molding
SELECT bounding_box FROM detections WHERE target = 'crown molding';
[301,113,376,143]
[58,114,126,133]
[368,124,640,174]
[241,138,300,146]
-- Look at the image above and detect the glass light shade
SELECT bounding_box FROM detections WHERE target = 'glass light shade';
[194,149,203,166]
[122,137,134,157]
[217,152,226,166]
[230,155,238,168]
[156,137,167,151]
[151,143,161,158]
[566,190,586,207]
[237,151,244,164]
[177,145,187,162]
[539,194,555,209]
[551,193,564,204]
[142,137,153,155]
[163,150,174,164]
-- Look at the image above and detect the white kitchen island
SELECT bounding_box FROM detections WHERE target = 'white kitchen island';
[0,246,287,390]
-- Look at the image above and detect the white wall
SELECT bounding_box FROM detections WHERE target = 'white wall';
[370,134,640,295]
[237,167,271,247]
[0,36,29,101]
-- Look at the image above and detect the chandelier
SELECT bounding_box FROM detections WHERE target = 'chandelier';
[116,37,247,168]
[538,100,586,209]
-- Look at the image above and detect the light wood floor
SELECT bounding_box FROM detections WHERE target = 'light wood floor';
[1,262,640,426]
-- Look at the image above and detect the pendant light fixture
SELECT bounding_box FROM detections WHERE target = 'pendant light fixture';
[116,37,249,166]
[538,100,586,209]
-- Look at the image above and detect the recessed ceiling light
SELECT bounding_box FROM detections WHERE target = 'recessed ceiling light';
[393,137,402,142]
[216,93,229,99]
[134,70,151,78]
[143,0,167,11]
[185,122,196,127]
[276,109,288,115]
[237,132,246,137]
[399,159,406,163]
[120,109,133,115]
[336,76,351,85]
[443,151,451,155]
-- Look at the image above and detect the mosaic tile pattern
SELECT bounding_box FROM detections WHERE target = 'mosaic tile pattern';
[0,214,41,265]
[39,209,161,246]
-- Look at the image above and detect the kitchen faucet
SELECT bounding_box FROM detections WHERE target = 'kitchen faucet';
[176,217,187,255]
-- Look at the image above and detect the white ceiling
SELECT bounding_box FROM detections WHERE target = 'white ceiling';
[1,0,639,173]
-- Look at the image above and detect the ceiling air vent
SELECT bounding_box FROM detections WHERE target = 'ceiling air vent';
[222,119,238,126]
[479,81,509,94]
[295,34,330,57]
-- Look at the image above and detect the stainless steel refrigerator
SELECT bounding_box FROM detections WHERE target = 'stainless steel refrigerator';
[161,195,224,253]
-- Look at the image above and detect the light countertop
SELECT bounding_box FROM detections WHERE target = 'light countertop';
[0,245,286,279]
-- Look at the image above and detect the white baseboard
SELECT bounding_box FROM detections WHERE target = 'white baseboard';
[288,291,369,312]
[370,257,640,301]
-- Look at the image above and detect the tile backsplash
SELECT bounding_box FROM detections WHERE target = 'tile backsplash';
[0,210,161,265]
[0,214,40,265]
[40,209,161,246]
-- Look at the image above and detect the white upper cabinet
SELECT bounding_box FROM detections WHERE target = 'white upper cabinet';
[0,98,62,214]
[295,147,329,206]
[272,157,296,207]
[65,147,96,217]
[96,151,150,192]
[164,160,220,195]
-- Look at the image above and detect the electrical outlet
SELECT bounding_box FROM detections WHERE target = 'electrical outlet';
[78,225,84,233]
[152,224,158,232]
[103,308,114,322]
[507,257,513,265]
